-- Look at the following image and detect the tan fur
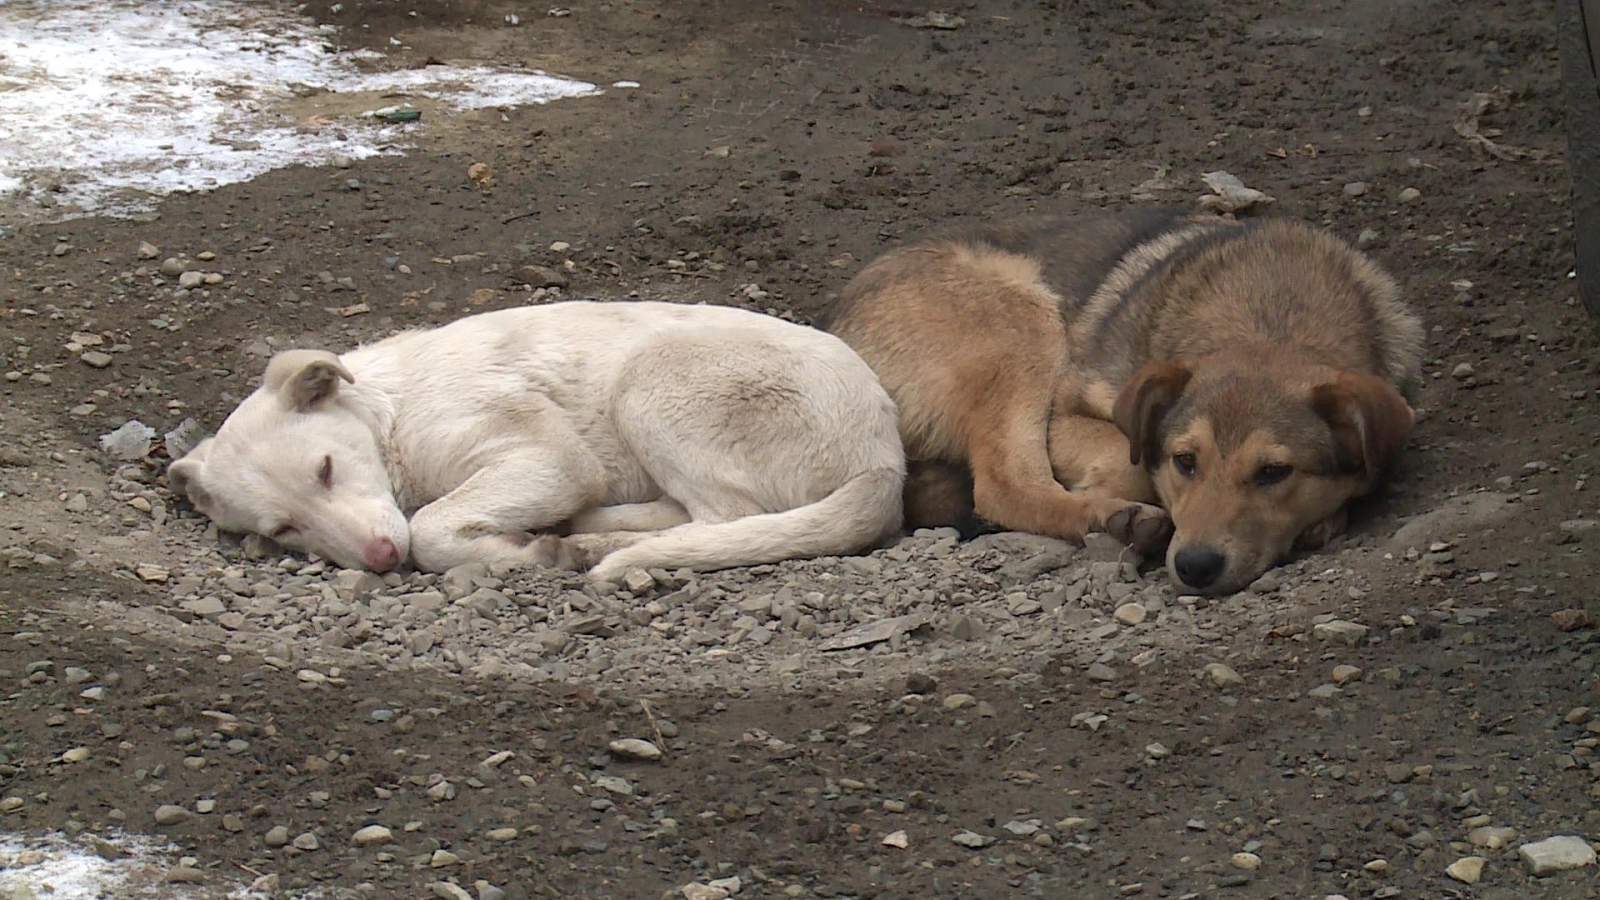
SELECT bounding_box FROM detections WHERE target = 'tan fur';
[826,208,1424,593]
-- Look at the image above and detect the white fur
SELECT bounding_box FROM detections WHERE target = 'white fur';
[168,301,906,580]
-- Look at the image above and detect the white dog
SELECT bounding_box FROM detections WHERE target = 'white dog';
[167,301,906,582]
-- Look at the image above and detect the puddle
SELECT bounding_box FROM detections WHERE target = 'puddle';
[0,0,619,225]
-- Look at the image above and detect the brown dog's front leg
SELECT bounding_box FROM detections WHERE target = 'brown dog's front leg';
[1293,506,1350,552]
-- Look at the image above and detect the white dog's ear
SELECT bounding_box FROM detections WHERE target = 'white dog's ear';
[167,438,215,509]
[263,349,355,411]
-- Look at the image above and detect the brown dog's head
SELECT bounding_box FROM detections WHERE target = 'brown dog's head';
[1113,358,1414,594]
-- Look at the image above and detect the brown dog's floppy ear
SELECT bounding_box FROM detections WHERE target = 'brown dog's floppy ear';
[1311,372,1415,484]
[1112,362,1193,466]
[263,349,354,412]
[167,438,214,510]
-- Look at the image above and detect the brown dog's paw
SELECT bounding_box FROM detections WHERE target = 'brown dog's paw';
[1293,507,1349,552]
[1103,503,1174,558]
[526,534,588,572]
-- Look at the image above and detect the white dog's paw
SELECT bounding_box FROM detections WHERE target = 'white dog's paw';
[522,534,587,572]
[585,556,627,584]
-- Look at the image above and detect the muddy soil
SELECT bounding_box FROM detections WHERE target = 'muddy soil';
[2,0,1599,898]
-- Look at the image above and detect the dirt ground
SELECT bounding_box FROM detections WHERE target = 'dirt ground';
[3,0,1599,897]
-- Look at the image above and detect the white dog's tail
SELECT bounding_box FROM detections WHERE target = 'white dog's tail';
[588,468,904,579]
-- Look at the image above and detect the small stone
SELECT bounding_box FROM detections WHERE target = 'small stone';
[1312,620,1369,646]
[264,825,289,847]
[0,797,23,813]
[1086,663,1117,682]
[943,693,976,710]
[475,883,507,900]
[154,804,190,826]
[1452,362,1475,380]
[430,849,461,867]
[352,824,392,846]
[1398,186,1422,203]
[1343,181,1368,197]
[178,271,204,289]
[1231,852,1262,871]
[680,886,729,900]
[1446,856,1486,884]
[1114,602,1147,626]
[882,830,909,849]
[623,568,655,593]
[137,241,160,259]
[1203,663,1244,689]
[60,747,90,763]
[250,874,281,893]
[1551,608,1592,632]
[1330,665,1362,684]
[485,827,518,842]
[906,672,938,694]
[181,596,226,618]
[292,832,320,851]
[1518,835,1596,875]
[1468,826,1517,850]
[608,739,662,761]
[80,351,113,368]
[166,866,206,884]
[951,830,994,849]
[1357,228,1380,248]
[159,257,185,277]
[431,884,474,900]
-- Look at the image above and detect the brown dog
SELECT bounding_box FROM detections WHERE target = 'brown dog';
[824,207,1424,594]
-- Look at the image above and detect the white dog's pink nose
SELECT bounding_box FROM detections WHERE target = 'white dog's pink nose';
[363,538,400,572]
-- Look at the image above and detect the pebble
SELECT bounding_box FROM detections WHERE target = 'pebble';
[431,849,461,867]
[1518,835,1596,874]
[680,885,730,900]
[60,747,90,763]
[1452,362,1475,380]
[137,241,160,259]
[1446,856,1486,884]
[166,866,206,884]
[943,693,976,710]
[882,830,909,849]
[1202,663,1244,689]
[292,832,320,851]
[485,827,518,842]
[431,884,474,900]
[1113,602,1147,626]
[1342,181,1368,197]
[1398,186,1422,203]
[352,824,392,846]
[250,874,281,892]
[1086,663,1117,682]
[264,825,289,847]
[1231,852,1262,871]
[177,271,204,289]
[952,830,994,849]
[608,738,662,761]
[154,805,190,826]
[475,883,507,900]
[1330,665,1362,684]
[80,351,113,369]
[159,258,185,277]
[1468,826,1517,849]
[1312,620,1369,646]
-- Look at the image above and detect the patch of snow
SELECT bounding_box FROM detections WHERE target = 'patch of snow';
[0,0,620,222]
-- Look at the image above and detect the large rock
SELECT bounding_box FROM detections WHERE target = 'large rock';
[1518,835,1597,875]
[1387,492,1515,552]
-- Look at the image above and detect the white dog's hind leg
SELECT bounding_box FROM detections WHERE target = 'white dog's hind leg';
[565,499,690,534]
[408,457,604,572]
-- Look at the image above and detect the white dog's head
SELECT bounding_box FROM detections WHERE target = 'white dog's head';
[168,350,410,572]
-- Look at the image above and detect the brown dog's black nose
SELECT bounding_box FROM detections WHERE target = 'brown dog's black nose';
[1174,546,1226,590]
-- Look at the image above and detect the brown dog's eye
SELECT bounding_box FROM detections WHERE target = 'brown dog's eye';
[1172,452,1197,477]
[318,455,334,489]
[1253,464,1293,487]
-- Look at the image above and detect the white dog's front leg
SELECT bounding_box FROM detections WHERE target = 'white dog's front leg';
[408,458,604,573]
